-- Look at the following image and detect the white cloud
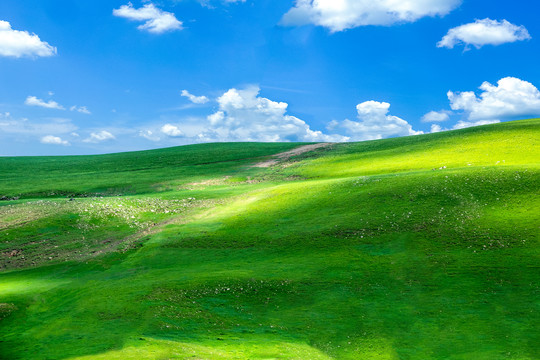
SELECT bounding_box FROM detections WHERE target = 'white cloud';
[181,90,210,104]
[448,77,540,121]
[113,3,183,34]
[149,89,433,144]
[161,124,184,137]
[70,105,91,114]
[281,0,461,32]
[422,110,450,122]
[40,135,70,146]
[83,130,115,143]
[0,20,56,58]
[438,19,531,49]
[328,101,423,141]
[25,96,65,110]
[198,86,346,142]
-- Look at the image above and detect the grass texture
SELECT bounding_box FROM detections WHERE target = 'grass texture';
[0,119,539,359]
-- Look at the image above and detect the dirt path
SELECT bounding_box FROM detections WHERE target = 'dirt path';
[252,143,335,168]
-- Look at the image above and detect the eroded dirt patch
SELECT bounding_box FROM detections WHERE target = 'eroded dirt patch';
[252,143,335,168]
[0,197,212,271]
[0,303,17,321]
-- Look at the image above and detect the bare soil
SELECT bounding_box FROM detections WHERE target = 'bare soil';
[252,143,335,168]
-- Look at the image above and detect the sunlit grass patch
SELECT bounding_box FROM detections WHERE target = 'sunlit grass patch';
[287,120,539,180]
[68,337,333,360]
[0,277,69,298]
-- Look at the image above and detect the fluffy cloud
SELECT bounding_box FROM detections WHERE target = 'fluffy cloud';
[181,90,210,104]
[113,3,183,34]
[281,0,461,32]
[149,89,432,144]
[41,135,70,146]
[70,106,91,114]
[198,86,346,142]
[438,19,531,49]
[448,77,540,121]
[0,21,56,58]
[146,86,347,143]
[83,130,115,143]
[161,124,184,137]
[428,77,539,131]
[422,110,450,122]
[328,101,423,141]
[25,96,64,110]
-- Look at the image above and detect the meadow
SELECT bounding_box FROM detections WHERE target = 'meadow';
[0,119,539,359]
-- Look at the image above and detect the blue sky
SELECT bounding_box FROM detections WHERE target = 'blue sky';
[0,0,539,155]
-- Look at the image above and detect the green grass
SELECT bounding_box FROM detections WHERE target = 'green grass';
[0,142,303,198]
[0,119,539,359]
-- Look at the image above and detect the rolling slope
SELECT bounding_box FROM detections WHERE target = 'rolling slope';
[0,119,539,359]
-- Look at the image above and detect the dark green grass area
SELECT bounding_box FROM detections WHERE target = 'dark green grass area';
[0,142,303,198]
[0,119,539,359]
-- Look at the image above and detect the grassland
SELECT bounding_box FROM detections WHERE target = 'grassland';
[0,119,539,359]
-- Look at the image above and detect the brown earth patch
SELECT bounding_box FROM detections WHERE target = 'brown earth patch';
[252,143,335,168]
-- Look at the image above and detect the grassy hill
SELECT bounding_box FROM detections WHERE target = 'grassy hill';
[0,119,539,359]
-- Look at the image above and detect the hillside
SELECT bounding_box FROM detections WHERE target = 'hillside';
[0,119,539,359]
